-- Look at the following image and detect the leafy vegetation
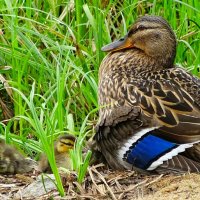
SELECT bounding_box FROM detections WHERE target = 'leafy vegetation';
[0,0,199,196]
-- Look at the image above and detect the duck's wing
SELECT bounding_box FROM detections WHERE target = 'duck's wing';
[155,154,200,173]
[132,67,200,141]
[95,68,200,172]
[95,107,146,170]
[125,68,200,172]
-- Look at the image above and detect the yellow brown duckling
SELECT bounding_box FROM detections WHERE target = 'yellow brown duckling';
[0,139,36,174]
[95,15,200,174]
[39,134,76,173]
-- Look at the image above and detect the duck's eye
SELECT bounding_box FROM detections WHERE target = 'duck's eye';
[136,25,146,30]
[128,29,137,36]
[119,37,125,41]
[128,25,146,36]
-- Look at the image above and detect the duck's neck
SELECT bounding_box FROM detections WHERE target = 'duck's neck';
[100,49,175,78]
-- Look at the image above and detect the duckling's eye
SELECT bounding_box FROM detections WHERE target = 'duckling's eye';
[66,143,74,147]
[62,142,74,147]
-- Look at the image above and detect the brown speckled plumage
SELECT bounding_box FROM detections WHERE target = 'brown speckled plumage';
[0,139,36,174]
[95,16,200,173]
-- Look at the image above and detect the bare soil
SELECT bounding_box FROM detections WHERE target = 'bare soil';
[1,164,200,200]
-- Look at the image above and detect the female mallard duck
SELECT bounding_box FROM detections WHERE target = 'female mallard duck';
[0,139,36,174]
[95,15,200,174]
[39,134,76,173]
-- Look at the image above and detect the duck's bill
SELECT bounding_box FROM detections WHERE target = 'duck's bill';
[101,35,133,52]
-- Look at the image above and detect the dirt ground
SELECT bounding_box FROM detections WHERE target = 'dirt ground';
[1,164,200,200]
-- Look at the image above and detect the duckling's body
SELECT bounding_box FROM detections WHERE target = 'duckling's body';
[95,16,200,174]
[0,139,35,174]
[39,134,76,173]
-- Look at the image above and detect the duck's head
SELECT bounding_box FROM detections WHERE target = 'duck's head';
[102,15,176,68]
[55,134,76,153]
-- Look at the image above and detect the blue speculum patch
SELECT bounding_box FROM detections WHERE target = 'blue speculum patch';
[126,134,177,169]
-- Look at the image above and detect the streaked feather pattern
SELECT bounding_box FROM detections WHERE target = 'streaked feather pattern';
[95,15,200,174]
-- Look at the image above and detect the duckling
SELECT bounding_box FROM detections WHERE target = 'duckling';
[0,139,36,174]
[95,15,200,174]
[39,134,76,173]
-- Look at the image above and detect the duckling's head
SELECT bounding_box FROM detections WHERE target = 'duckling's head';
[55,134,76,153]
[102,15,176,68]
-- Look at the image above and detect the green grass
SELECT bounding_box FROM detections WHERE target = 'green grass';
[0,0,199,196]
